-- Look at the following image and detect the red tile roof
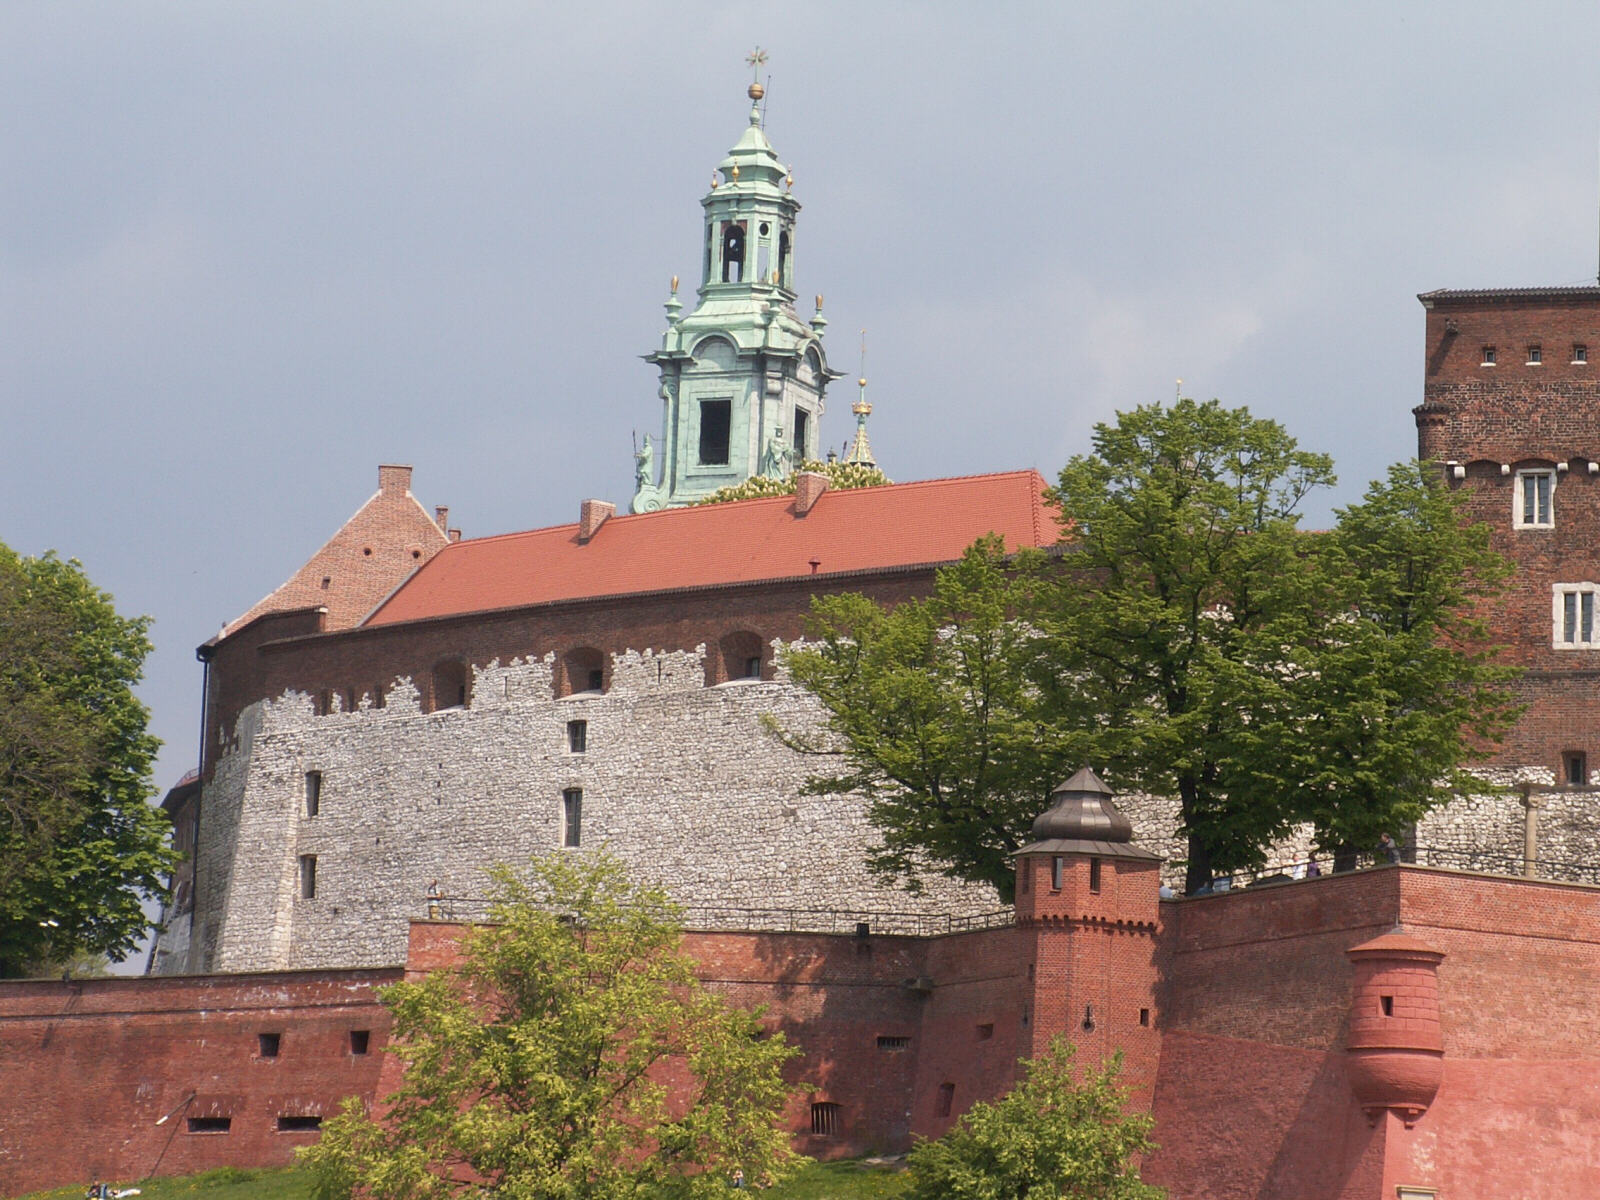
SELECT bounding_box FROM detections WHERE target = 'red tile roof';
[365,471,1056,626]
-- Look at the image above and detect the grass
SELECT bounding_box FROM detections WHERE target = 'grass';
[15,1158,912,1199]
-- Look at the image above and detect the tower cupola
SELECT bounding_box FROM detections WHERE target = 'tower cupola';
[632,52,843,513]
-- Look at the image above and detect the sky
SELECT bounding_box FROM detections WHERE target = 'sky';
[5,3,1600,965]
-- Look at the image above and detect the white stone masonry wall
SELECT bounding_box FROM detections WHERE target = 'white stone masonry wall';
[167,644,1001,974]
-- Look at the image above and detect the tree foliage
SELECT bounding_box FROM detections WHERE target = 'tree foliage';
[782,400,1515,896]
[0,543,172,977]
[301,854,803,1200]
[698,459,891,505]
[903,1039,1163,1200]
[782,536,1076,903]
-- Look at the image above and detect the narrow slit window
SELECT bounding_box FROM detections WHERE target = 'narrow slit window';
[299,855,317,900]
[1380,995,1394,1017]
[304,771,322,818]
[1139,1007,1151,1027]
[792,409,810,461]
[937,1083,955,1118]
[567,719,588,754]
[1051,856,1064,890]
[562,789,583,848]
[1089,856,1102,894]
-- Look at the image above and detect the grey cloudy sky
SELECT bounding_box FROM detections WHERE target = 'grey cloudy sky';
[5,1,1600,934]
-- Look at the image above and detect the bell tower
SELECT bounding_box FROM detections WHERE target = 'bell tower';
[632,52,843,512]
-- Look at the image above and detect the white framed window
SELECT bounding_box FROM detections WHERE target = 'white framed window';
[1481,345,1497,366]
[1574,343,1588,364]
[1515,469,1554,528]
[1527,344,1543,365]
[1553,584,1600,648]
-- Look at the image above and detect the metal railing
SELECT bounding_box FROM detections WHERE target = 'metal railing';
[422,895,1014,938]
[1176,844,1600,896]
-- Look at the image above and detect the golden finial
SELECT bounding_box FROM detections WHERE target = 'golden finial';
[711,171,719,190]
[772,270,780,285]
[815,294,824,312]
[746,47,768,99]
[730,162,740,182]
[785,170,794,190]
[670,275,679,294]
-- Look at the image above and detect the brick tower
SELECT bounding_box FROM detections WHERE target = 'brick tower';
[1417,287,1600,782]
[1013,769,1163,1100]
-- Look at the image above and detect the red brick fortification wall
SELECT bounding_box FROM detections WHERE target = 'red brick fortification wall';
[1385,870,1600,1198]
[1144,870,1400,1200]
[0,968,397,1197]
[403,920,1029,1160]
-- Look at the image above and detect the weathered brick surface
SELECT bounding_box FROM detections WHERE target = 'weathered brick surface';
[0,969,397,1197]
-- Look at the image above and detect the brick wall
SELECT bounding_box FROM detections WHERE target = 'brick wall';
[0,968,397,1197]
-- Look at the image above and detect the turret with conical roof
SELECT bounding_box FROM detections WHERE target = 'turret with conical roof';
[633,54,843,512]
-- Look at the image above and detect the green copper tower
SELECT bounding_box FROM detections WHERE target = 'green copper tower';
[632,56,843,512]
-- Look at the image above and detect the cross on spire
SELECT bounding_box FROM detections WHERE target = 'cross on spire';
[746,47,768,81]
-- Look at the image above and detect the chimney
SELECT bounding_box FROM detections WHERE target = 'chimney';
[578,499,615,543]
[449,529,462,543]
[378,464,412,495]
[434,506,450,533]
[795,471,829,515]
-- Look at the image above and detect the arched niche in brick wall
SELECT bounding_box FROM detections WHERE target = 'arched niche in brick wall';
[709,630,766,686]
[429,659,469,712]
[556,647,606,698]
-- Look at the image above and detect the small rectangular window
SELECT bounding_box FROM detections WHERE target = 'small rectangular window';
[1481,345,1497,366]
[810,1101,842,1136]
[793,409,810,461]
[1139,1007,1151,1027]
[259,1032,281,1058]
[186,1116,231,1134]
[744,655,763,679]
[1089,857,1102,894]
[299,855,317,900]
[562,789,583,848]
[1051,856,1063,890]
[587,668,604,692]
[698,399,732,466]
[1380,995,1394,1017]
[876,1035,911,1051]
[276,1115,322,1132]
[567,720,587,754]
[976,1022,995,1040]
[1517,470,1554,528]
[1556,586,1598,647]
[1564,751,1587,786]
[937,1082,956,1118]
[349,1029,371,1055]
[1527,345,1543,365]
[1575,344,1589,364]
[304,771,322,818]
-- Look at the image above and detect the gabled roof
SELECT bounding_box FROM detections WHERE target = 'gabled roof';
[1418,286,1600,304]
[365,470,1056,627]
[224,465,451,637]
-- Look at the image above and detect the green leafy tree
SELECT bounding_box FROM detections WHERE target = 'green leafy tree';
[1046,399,1337,891]
[698,459,891,505]
[0,543,173,977]
[781,536,1077,902]
[1244,461,1518,862]
[781,401,1515,895]
[904,1039,1163,1200]
[301,854,803,1200]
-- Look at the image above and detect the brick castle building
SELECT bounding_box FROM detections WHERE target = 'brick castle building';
[8,75,1600,1200]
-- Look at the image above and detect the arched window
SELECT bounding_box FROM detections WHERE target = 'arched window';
[557,647,606,698]
[709,630,766,686]
[778,229,791,286]
[721,222,745,283]
[430,661,469,711]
